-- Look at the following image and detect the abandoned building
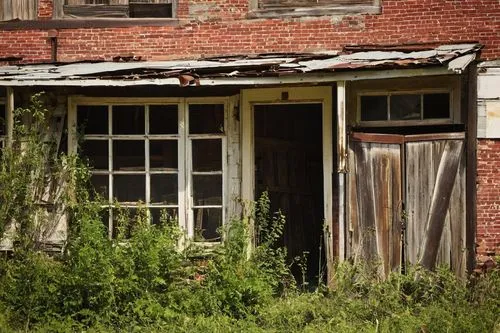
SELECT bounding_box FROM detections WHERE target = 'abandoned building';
[0,0,499,281]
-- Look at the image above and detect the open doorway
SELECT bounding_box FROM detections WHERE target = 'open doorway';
[254,103,324,285]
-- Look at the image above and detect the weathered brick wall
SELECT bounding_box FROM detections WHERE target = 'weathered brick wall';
[476,140,500,256]
[0,0,499,63]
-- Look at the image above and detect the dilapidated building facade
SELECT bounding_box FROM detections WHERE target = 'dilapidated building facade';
[0,0,499,281]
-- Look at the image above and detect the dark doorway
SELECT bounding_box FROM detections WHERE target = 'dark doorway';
[254,103,324,285]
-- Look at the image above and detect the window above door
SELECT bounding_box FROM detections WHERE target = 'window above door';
[248,0,380,18]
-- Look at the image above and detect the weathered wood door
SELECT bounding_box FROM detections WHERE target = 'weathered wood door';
[348,132,466,277]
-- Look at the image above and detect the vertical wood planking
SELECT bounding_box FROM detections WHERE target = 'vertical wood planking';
[0,0,38,20]
[349,140,401,276]
[418,140,464,270]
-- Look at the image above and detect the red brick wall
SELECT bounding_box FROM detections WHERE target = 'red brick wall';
[476,139,500,256]
[0,0,498,63]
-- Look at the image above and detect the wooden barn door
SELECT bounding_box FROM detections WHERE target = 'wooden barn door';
[347,133,403,277]
[348,132,466,277]
[405,133,466,276]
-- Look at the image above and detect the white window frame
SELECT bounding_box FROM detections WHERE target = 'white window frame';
[356,88,460,127]
[68,97,229,244]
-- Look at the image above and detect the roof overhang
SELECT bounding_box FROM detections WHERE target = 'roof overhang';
[0,43,481,87]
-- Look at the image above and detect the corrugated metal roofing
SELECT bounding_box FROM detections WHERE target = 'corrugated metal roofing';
[0,43,482,86]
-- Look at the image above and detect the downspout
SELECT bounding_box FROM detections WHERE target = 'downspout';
[48,30,58,62]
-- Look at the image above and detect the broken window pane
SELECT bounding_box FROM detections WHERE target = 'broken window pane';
[360,95,387,121]
[192,139,222,172]
[423,93,450,119]
[90,174,109,199]
[390,94,421,120]
[0,104,5,136]
[113,140,145,171]
[150,207,178,225]
[149,105,178,135]
[112,105,145,134]
[77,105,108,135]
[113,174,145,202]
[189,104,224,134]
[81,140,108,170]
[193,208,222,242]
[193,175,222,206]
[151,174,178,205]
[150,140,177,170]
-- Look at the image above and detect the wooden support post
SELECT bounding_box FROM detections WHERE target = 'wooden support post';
[6,87,14,146]
[337,81,347,262]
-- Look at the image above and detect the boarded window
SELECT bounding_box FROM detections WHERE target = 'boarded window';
[60,0,174,18]
[251,0,379,17]
[0,0,38,21]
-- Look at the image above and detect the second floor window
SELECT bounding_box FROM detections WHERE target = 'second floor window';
[61,0,174,18]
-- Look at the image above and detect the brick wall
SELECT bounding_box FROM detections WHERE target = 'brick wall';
[477,139,500,256]
[0,0,499,63]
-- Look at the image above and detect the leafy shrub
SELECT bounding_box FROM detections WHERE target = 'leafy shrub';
[0,95,499,332]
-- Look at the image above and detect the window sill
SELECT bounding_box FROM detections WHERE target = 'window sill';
[247,5,380,19]
[0,18,179,30]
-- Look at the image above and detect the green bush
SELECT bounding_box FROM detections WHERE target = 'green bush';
[0,95,499,332]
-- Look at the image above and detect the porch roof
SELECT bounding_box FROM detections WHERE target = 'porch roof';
[0,43,481,87]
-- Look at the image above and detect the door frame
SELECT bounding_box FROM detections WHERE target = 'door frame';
[241,86,334,280]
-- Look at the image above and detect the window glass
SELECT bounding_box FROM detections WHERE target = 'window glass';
[189,104,224,134]
[81,140,108,170]
[193,208,222,242]
[113,175,145,202]
[193,175,222,206]
[112,105,145,134]
[150,207,178,225]
[150,140,177,170]
[390,94,421,120]
[90,174,109,199]
[149,105,178,135]
[424,93,450,119]
[192,139,222,172]
[113,140,145,171]
[360,96,387,121]
[77,105,108,135]
[150,174,178,205]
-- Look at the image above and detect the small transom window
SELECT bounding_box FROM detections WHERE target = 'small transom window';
[359,92,451,125]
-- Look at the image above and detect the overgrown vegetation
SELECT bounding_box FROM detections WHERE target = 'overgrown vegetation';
[0,96,499,332]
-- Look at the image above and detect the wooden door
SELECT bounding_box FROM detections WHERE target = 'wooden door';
[254,104,324,283]
[348,132,466,277]
[348,133,403,277]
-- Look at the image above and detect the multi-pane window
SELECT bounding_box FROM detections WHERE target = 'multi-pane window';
[76,100,226,242]
[359,92,451,124]
[62,0,174,18]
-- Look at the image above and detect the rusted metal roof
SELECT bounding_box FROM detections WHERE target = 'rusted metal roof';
[0,43,481,86]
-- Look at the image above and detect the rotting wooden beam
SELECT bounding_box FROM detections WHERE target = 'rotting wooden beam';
[466,63,478,274]
[418,140,464,270]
